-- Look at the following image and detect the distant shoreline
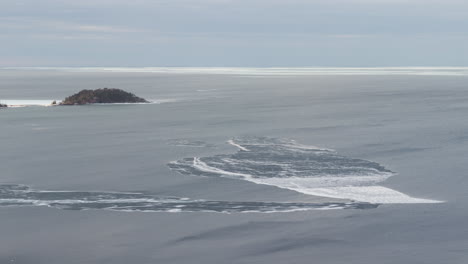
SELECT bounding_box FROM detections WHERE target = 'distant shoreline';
[2,67,468,76]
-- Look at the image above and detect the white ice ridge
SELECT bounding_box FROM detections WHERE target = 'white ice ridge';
[4,67,468,76]
[1,100,59,107]
[192,158,440,204]
[227,139,250,151]
[180,137,444,204]
[249,179,442,204]
[193,157,251,179]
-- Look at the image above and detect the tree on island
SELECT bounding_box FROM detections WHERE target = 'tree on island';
[60,88,148,105]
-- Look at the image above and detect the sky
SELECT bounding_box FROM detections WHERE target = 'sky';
[1,0,468,67]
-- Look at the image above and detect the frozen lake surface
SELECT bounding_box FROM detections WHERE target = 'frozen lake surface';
[0,68,467,263]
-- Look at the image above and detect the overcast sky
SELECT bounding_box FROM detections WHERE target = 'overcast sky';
[2,0,468,67]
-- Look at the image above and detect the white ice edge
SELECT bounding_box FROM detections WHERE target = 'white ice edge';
[4,67,468,76]
[0,198,352,213]
[0,99,179,108]
[1,100,60,107]
[191,157,442,204]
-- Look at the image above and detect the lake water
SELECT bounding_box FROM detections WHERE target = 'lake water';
[1,68,467,263]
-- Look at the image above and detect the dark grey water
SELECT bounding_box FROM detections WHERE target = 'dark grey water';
[1,69,467,264]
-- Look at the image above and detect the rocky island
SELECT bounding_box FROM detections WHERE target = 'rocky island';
[60,88,148,105]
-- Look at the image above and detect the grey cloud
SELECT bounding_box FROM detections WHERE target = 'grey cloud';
[1,0,468,66]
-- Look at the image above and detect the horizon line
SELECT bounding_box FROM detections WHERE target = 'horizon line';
[3,66,468,68]
[3,66,468,76]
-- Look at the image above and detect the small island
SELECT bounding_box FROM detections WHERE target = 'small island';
[0,103,7,108]
[60,88,149,105]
